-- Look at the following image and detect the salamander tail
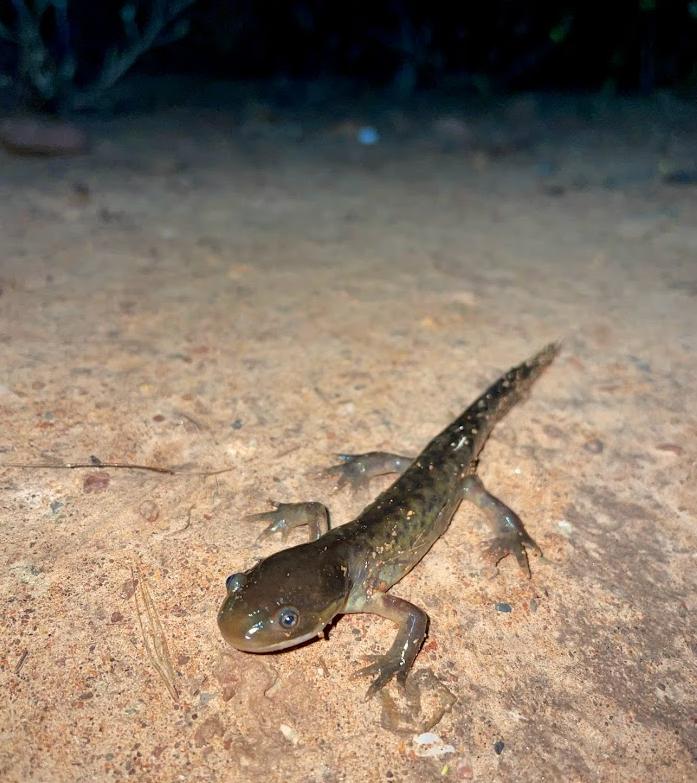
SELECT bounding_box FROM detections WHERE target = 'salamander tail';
[485,341,560,420]
[520,341,561,380]
[455,342,560,454]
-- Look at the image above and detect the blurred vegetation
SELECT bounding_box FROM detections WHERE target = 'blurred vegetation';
[0,0,194,111]
[1,0,697,112]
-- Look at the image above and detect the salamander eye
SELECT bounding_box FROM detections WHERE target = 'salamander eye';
[226,573,246,593]
[278,607,299,628]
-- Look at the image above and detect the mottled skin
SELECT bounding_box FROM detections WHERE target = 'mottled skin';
[218,344,558,696]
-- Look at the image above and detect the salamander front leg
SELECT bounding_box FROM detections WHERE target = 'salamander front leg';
[245,501,330,542]
[462,475,542,576]
[350,593,429,699]
[322,452,414,491]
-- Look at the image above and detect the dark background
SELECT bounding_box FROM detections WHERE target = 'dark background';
[169,0,696,93]
[1,0,697,113]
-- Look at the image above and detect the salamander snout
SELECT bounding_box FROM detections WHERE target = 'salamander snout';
[217,548,349,653]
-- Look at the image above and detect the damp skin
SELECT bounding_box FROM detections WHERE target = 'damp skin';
[218,344,558,697]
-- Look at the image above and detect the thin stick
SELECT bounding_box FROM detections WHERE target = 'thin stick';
[132,565,179,702]
[3,461,175,474]
[180,467,235,477]
[1,462,235,477]
[14,649,28,675]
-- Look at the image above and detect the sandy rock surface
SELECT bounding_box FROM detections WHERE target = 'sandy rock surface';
[1,96,695,782]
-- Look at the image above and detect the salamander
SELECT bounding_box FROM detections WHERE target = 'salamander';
[217,344,558,697]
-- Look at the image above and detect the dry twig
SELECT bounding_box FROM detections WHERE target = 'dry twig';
[1,459,233,477]
[132,564,179,702]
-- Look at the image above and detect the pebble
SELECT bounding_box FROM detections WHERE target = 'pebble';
[557,519,574,536]
[83,473,111,493]
[412,732,456,758]
[0,117,88,155]
[193,714,224,747]
[583,438,604,454]
[279,723,299,745]
[655,443,683,455]
[357,126,379,145]
[495,602,512,613]
[138,499,159,523]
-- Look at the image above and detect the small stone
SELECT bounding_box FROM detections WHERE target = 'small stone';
[655,443,683,455]
[213,653,242,702]
[357,126,379,145]
[193,714,224,747]
[83,473,110,493]
[138,499,160,523]
[231,419,243,429]
[494,739,505,755]
[412,732,456,758]
[120,579,137,600]
[110,611,123,623]
[495,602,512,613]
[542,424,564,440]
[583,438,604,454]
[454,758,474,779]
[0,117,89,156]
[557,519,574,536]
[279,723,299,745]
[50,500,63,514]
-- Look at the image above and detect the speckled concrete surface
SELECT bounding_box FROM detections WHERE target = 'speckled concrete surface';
[1,96,696,782]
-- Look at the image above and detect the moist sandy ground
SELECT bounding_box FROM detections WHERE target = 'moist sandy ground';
[1,90,696,783]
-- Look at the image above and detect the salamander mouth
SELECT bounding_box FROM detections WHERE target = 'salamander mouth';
[223,627,322,653]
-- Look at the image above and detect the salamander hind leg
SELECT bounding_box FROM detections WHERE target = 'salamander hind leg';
[350,593,429,699]
[322,452,413,491]
[245,501,330,542]
[462,475,542,577]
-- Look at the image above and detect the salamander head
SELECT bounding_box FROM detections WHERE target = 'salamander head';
[217,545,350,652]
